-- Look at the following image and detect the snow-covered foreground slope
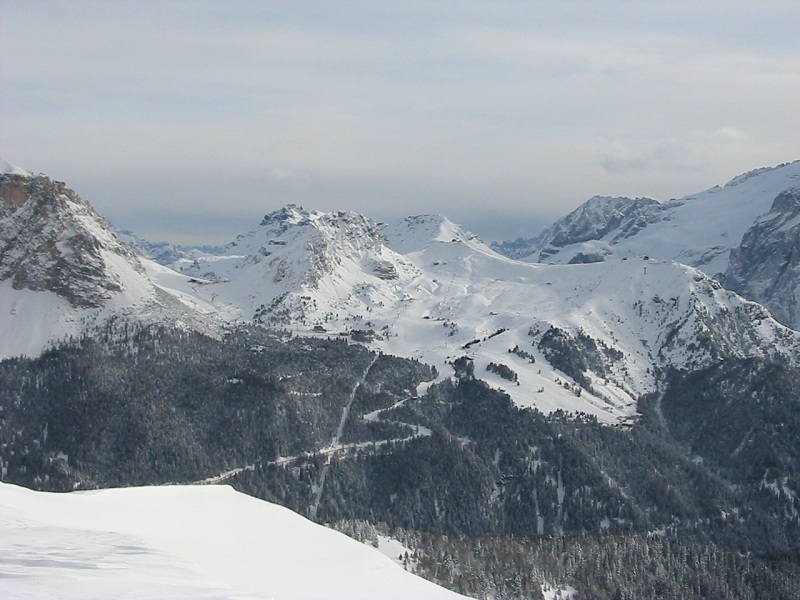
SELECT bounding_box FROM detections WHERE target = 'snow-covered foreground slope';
[497,161,800,276]
[150,210,799,425]
[0,482,469,600]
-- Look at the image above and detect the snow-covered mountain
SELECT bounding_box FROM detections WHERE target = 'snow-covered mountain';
[493,161,800,274]
[492,161,800,328]
[0,164,215,359]
[492,196,661,262]
[0,167,147,307]
[379,213,490,254]
[148,205,800,425]
[159,204,422,324]
[0,482,467,600]
[723,187,800,328]
[5,162,800,595]
[3,161,799,426]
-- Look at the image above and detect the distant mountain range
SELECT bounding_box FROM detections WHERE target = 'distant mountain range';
[491,160,800,328]
[3,159,800,599]
[4,162,798,424]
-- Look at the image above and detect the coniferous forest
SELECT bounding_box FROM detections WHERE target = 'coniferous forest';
[2,323,800,598]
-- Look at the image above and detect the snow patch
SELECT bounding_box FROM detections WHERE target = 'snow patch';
[0,160,31,177]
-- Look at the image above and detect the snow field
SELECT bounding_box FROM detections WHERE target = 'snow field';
[0,482,470,600]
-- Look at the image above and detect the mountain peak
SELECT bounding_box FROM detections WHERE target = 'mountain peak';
[493,160,800,271]
[0,160,32,178]
[159,205,416,325]
[0,172,212,359]
[490,195,661,261]
[259,203,310,229]
[232,205,384,259]
[380,214,486,255]
[0,172,149,308]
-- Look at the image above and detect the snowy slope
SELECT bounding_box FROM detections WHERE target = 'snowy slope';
[0,160,31,177]
[379,213,491,254]
[0,482,469,600]
[497,161,800,277]
[5,163,798,424]
[375,232,796,424]
[149,207,800,425]
[0,168,216,359]
[163,204,421,324]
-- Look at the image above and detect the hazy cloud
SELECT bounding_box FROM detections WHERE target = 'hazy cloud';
[1,1,798,244]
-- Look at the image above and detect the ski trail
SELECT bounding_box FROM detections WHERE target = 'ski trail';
[192,354,434,494]
[333,354,379,447]
[653,389,670,435]
[309,354,378,519]
[193,405,432,488]
[193,465,255,485]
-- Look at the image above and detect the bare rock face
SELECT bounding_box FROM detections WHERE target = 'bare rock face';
[491,196,661,261]
[0,172,145,308]
[724,187,800,329]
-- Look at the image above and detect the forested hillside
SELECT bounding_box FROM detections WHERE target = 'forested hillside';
[2,325,799,597]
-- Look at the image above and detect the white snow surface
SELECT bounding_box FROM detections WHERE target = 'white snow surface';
[0,242,210,360]
[0,280,82,359]
[5,168,800,424]
[0,482,470,600]
[379,213,490,255]
[528,161,800,276]
[150,205,800,425]
[0,260,216,361]
[0,160,31,177]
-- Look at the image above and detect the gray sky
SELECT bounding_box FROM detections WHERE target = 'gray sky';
[2,1,798,245]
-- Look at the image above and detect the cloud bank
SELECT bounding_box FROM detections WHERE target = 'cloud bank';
[2,1,798,244]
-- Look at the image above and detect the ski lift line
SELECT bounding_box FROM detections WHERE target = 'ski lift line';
[310,354,379,518]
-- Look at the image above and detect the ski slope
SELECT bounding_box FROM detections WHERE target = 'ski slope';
[4,163,798,426]
[149,209,799,425]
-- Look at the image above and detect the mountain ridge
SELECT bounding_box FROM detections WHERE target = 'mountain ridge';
[0,168,218,359]
[492,161,800,267]
[3,163,799,425]
[145,201,800,426]
[4,159,800,598]
[490,160,800,328]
